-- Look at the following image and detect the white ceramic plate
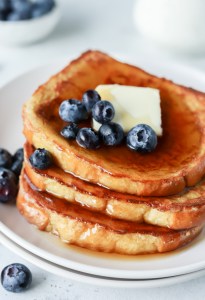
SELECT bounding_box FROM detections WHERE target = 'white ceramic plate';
[1,55,205,280]
[2,232,205,289]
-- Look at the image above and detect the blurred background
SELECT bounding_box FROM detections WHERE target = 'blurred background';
[1,0,205,87]
[1,1,205,299]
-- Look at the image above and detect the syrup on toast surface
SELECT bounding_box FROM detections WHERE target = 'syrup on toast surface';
[23,51,205,196]
[17,172,202,255]
[24,143,205,230]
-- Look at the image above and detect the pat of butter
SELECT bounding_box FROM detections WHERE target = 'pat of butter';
[93,84,162,136]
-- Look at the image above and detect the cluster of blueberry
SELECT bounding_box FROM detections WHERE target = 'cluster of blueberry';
[28,90,158,171]
[59,89,158,152]
[1,263,32,293]
[0,148,31,293]
[0,148,23,203]
[0,0,55,21]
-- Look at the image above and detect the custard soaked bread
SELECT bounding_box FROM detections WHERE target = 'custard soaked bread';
[17,173,202,255]
[18,51,205,255]
[24,143,205,230]
[23,51,205,196]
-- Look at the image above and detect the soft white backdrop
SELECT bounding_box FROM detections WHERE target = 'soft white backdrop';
[1,0,205,299]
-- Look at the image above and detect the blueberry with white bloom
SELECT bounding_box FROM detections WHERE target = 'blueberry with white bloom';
[76,128,100,149]
[82,89,101,112]
[126,124,157,153]
[1,263,32,293]
[99,122,124,146]
[61,123,79,140]
[92,100,115,124]
[59,99,88,123]
[29,148,52,170]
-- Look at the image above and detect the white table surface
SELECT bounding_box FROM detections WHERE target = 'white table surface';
[1,0,205,299]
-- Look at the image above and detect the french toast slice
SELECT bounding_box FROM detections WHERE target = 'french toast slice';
[17,172,202,255]
[23,51,205,196]
[24,143,205,230]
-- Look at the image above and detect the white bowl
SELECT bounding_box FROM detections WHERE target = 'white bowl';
[134,0,205,54]
[0,5,60,46]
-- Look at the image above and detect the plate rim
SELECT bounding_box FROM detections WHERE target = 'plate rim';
[1,55,205,280]
[1,231,205,289]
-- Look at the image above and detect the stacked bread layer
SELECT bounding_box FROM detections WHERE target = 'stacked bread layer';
[18,155,202,255]
[17,51,205,254]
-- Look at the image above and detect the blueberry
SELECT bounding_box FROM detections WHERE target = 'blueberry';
[99,122,124,146]
[82,90,101,112]
[29,148,52,170]
[126,124,157,153]
[61,123,79,140]
[0,148,12,168]
[13,148,24,162]
[0,168,18,203]
[11,160,22,176]
[31,0,55,18]
[8,0,32,20]
[7,10,31,21]
[0,167,17,183]
[31,5,45,18]
[59,99,88,123]
[1,263,32,293]
[0,0,11,12]
[92,100,115,124]
[11,148,24,176]
[11,0,31,11]
[76,128,100,149]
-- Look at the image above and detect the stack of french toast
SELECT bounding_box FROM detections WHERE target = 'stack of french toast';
[17,51,205,255]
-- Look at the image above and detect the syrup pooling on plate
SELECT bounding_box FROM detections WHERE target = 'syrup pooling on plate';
[2,51,205,280]
[17,172,202,255]
[20,51,205,257]
[17,174,200,254]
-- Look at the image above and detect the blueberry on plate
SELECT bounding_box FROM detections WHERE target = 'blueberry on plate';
[1,263,32,293]
[31,0,55,18]
[11,148,24,176]
[61,123,79,140]
[82,90,101,112]
[0,168,18,203]
[76,128,100,149]
[99,122,124,146]
[59,99,88,123]
[0,148,12,168]
[126,124,157,153]
[29,148,52,170]
[11,159,23,176]
[13,148,24,162]
[92,100,115,124]
[0,167,17,183]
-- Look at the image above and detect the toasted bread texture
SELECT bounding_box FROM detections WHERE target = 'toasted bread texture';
[23,51,205,196]
[17,172,202,255]
[24,143,205,230]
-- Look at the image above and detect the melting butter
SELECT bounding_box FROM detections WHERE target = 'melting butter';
[93,84,162,136]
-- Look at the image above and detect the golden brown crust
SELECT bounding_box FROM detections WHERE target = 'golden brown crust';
[24,143,205,229]
[23,50,205,196]
[17,172,202,254]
